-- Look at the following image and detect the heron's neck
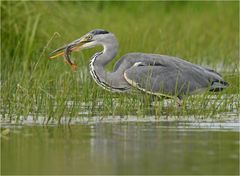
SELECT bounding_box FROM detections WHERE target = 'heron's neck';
[89,36,128,91]
[95,37,118,67]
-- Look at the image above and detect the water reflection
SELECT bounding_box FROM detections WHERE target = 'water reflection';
[1,122,239,175]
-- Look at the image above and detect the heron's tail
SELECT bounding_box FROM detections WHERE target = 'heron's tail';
[209,80,229,92]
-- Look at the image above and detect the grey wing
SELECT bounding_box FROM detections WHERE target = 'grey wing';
[123,63,213,97]
[114,53,228,96]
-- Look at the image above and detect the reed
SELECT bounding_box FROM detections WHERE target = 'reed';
[1,1,239,123]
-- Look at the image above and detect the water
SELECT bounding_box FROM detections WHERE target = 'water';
[1,121,239,175]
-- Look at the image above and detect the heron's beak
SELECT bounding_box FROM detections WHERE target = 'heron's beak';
[49,37,90,59]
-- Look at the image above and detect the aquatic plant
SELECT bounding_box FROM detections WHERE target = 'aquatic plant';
[1,2,239,124]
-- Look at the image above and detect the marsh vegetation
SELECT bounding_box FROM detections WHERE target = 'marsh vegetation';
[1,2,239,122]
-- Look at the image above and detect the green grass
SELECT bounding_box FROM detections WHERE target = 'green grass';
[1,1,239,123]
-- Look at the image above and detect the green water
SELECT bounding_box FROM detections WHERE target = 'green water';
[1,121,239,175]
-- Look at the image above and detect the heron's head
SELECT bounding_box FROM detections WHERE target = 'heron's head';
[49,29,113,59]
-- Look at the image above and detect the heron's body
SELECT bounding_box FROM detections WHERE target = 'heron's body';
[50,29,228,101]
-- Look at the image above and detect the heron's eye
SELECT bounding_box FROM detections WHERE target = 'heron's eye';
[86,35,93,40]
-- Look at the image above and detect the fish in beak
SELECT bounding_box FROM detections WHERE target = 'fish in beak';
[49,36,91,71]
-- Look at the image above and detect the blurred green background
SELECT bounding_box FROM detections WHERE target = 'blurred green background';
[1,1,239,119]
[2,1,238,71]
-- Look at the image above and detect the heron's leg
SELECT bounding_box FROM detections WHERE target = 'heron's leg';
[176,95,183,107]
[147,95,161,107]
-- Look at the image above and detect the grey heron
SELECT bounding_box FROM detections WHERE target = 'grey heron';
[49,29,229,105]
